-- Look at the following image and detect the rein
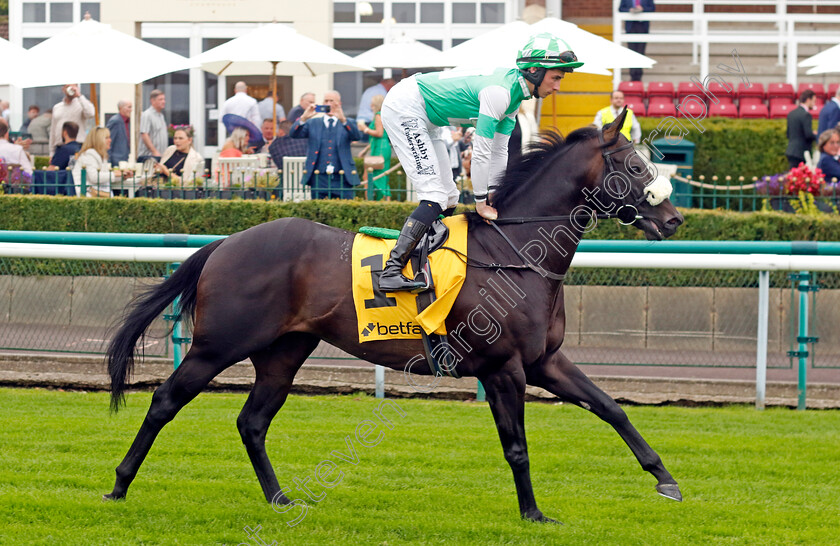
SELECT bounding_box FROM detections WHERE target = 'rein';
[469,128,651,281]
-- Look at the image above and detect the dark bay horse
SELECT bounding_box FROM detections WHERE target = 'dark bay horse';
[105,109,684,523]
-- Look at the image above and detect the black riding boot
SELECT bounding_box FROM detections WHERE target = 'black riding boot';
[379,217,430,292]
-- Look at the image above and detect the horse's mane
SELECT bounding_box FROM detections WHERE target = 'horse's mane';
[490,125,607,211]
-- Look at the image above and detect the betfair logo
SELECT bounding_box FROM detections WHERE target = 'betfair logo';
[361,321,423,337]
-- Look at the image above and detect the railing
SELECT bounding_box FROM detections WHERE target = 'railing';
[2,235,840,408]
[613,0,840,88]
[1,159,465,203]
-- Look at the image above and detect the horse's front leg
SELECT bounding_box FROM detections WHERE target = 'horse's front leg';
[527,349,681,501]
[481,365,560,524]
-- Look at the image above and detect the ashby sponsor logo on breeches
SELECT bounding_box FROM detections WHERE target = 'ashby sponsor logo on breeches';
[401,119,436,176]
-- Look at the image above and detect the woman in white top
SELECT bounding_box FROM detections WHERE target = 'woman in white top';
[155,127,204,183]
[72,126,122,198]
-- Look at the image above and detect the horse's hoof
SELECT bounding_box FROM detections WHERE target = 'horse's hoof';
[102,493,125,502]
[656,483,682,502]
[522,511,563,525]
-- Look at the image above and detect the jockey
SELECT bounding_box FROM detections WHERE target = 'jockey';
[379,32,583,292]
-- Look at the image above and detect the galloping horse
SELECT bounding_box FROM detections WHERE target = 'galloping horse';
[105,109,684,523]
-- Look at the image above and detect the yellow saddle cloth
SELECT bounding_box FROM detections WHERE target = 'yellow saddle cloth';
[351,215,468,343]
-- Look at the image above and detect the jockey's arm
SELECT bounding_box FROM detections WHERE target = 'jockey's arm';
[472,86,515,217]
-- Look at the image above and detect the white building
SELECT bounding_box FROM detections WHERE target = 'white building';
[5,0,526,157]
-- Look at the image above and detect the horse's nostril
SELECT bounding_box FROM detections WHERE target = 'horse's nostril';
[666,216,683,226]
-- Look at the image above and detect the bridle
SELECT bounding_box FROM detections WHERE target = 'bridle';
[481,128,656,281]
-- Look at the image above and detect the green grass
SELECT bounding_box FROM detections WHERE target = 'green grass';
[0,388,838,545]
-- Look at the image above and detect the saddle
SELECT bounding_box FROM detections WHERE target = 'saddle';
[359,219,459,378]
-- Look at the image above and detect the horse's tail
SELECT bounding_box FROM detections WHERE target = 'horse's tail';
[107,239,224,412]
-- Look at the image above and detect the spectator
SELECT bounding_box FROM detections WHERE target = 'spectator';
[287,92,315,124]
[258,91,286,125]
[259,119,275,153]
[619,0,655,82]
[222,81,261,129]
[49,122,82,171]
[267,119,308,171]
[357,94,392,200]
[290,90,362,199]
[786,89,817,169]
[357,77,396,124]
[817,129,840,184]
[818,86,840,135]
[138,89,167,164]
[593,90,641,143]
[155,127,204,184]
[28,109,52,143]
[0,101,9,122]
[72,126,127,198]
[0,117,33,174]
[20,105,40,133]
[106,99,132,165]
[49,84,95,157]
[220,128,251,158]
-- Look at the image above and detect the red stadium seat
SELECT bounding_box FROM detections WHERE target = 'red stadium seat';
[739,103,769,118]
[738,82,765,100]
[677,81,697,101]
[676,96,706,118]
[618,81,645,99]
[798,82,826,99]
[769,97,794,109]
[708,102,738,118]
[828,83,840,100]
[624,97,646,117]
[708,81,735,103]
[646,100,677,118]
[739,96,764,108]
[648,81,675,99]
[769,101,795,119]
[767,82,795,100]
[811,101,823,120]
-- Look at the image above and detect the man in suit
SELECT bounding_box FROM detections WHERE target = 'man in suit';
[290,90,362,199]
[619,0,655,82]
[786,89,817,169]
[105,99,132,165]
[818,86,840,135]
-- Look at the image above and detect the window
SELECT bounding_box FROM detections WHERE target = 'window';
[392,3,416,24]
[334,2,356,23]
[452,38,470,47]
[419,40,443,50]
[360,2,384,23]
[23,38,47,49]
[452,3,475,24]
[480,3,505,24]
[142,39,191,126]
[22,3,47,23]
[420,3,444,23]
[81,2,101,21]
[50,3,74,23]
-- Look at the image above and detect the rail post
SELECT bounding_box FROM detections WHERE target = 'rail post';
[755,270,769,410]
[164,262,191,369]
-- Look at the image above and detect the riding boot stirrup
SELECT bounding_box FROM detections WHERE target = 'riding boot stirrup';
[379,218,430,292]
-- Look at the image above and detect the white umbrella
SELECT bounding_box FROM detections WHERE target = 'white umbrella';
[443,17,654,75]
[354,34,455,69]
[193,23,373,134]
[0,38,29,86]
[17,18,194,88]
[799,43,840,69]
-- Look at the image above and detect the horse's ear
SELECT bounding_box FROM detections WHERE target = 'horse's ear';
[604,107,628,140]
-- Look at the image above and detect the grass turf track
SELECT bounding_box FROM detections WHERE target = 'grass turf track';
[0,388,838,545]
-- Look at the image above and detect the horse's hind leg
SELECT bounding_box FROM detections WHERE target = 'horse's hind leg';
[527,349,682,501]
[104,345,239,500]
[237,333,320,505]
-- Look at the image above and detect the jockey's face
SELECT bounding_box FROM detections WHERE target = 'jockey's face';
[536,69,566,99]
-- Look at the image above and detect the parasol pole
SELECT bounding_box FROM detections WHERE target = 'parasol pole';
[90,83,99,126]
[271,61,278,138]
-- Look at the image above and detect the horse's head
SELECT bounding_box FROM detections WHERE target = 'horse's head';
[592,108,684,240]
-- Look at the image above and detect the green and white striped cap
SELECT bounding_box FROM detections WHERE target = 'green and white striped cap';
[516,32,583,71]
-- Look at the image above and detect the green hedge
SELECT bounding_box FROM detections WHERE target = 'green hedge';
[2,194,840,241]
[638,117,795,180]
